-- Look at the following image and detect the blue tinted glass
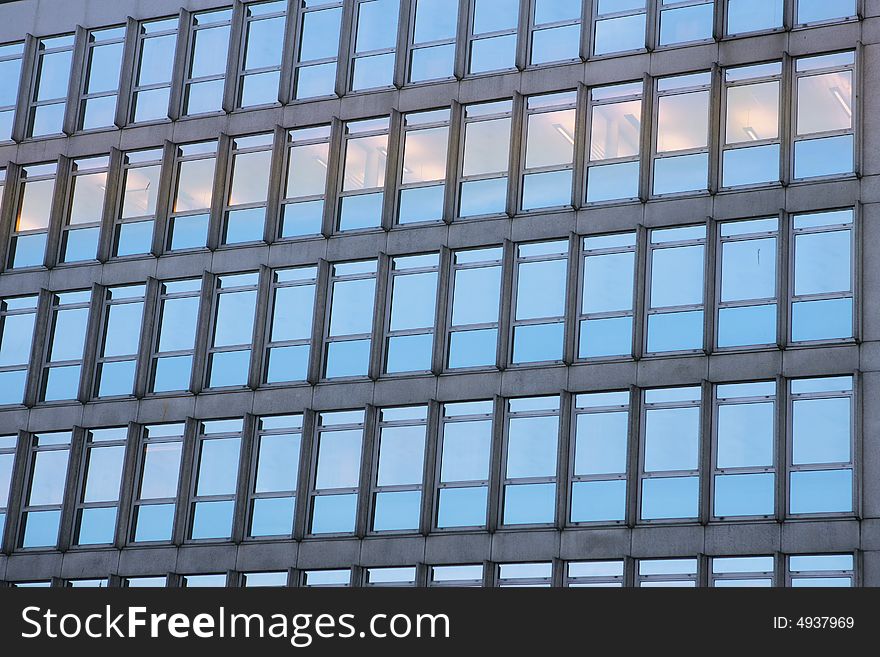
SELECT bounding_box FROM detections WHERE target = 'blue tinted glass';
[653,153,708,195]
[714,473,774,517]
[441,420,492,482]
[522,170,572,210]
[267,344,310,382]
[31,102,66,137]
[790,469,852,514]
[282,200,323,237]
[98,360,136,397]
[374,490,421,531]
[250,496,295,536]
[138,34,175,85]
[352,53,395,90]
[214,291,256,346]
[452,267,501,325]
[43,365,82,401]
[459,177,507,216]
[0,109,14,141]
[571,479,626,522]
[504,483,555,525]
[470,34,516,74]
[224,207,265,244]
[191,500,234,539]
[153,355,193,392]
[410,44,455,82]
[794,136,853,179]
[0,371,27,405]
[0,59,22,107]
[798,0,855,23]
[387,334,433,373]
[134,503,175,542]
[531,24,580,65]
[325,339,370,378]
[660,3,714,45]
[717,304,777,347]
[312,493,357,533]
[240,70,280,107]
[190,25,230,78]
[512,322,563,363]
[586,162,640,202]
[0,313,35,367]
[728,0,783,34]
[641,476,699,519]
[11,233,47,268]
[414,0,457,42]
[339,192,383,231]
[437,486,487,528]
[208,349,251,387]
[722,144,780,187]
[82,95,118,130]
[296,62,337,99]
[535,0,581,23]
[579,317,632,358]
[399,184,444,223]
[717,401,774,468]
[791,298,852,342]
[185,79,224,115]
[647,311,703,352]
[77,507,117,544]
[300,7,342,60]
[133,87,170,122]
[473,0,519,33]
[594,14,646,55]
[575,412,627,474]
[169,213,209,250]
[449,329,497,368]
[116,220,153,256]
[21,510,61,548]
[244,16,285,68]
[645,406,699,471]
[793,397,850,464]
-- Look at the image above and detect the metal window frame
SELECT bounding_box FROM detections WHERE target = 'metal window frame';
[723,0,786,37]
[382,253,440,375]
[364,565,418,586]
[496,561,554,587]
[147,277,202,394]
[590,0,649,58]
[526,0,584,68]
[111,146,166,258]
[0,433,19,544]
[128,422,186,545]
[235,0,288,109]
[71,426,129,547]
[465,0,522,76]
[221,131,275,246]
[180,7,233,118]
[278,124,332,240]
[76,25,126,132]
[244,413,303,539]
[25,33,76,138]
[290,0,344,101]
[793,0,859,27]
[321,259,379,380]
[404,0,461,84]
[129,16,179,124]
[92,283,147,399]
[336,116,391,233]
[165,139,219,252]
[57,154,110,265]
[710,554,776,587]
[638,386,703,523]
[0,294,39,406]
[263,266,318,385]
[205,271,260,390]
[786,553,855,587]
[38,289,93,403]
[301,568,353,587]
[428,563,485,587]
[347,0,403,93]
[636,557,700,586]
[656,0,716,49]
[565,559,626,587]
[395,108,451,226]
[719,60,784,190]
[0,41,25,140]
[7,161,59,270]
[17,430,74,550]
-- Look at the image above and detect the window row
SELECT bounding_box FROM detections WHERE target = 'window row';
[0,553,857,587]
[0,377,856,551]
[0,0,859,143]
[0,211,855,405]
[0,51,856,272]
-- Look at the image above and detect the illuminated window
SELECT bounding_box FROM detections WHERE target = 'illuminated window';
[113,147,163,257]
[397,109,450,225]
[280,125,331,238]
[520,91,576,211]
[222,132,273,245]
[338,117,389,232]
[8,162,56,269]
[167,140,217,251]
[458,100,512,218]
[586,81,643,203]
[60,155,109,263]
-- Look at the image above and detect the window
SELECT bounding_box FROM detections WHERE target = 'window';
[793,51,854,180]
[713,382,776,519]
[67,578,108,588]
[40,290,92,402]
[189,419,243,540]
[652,72,711,196]
[502,396,559,526]
[265,267,317,384]
[407,0,458,83]
[223,132,273,244]
[637,558,698,587]
[578,232,636,358]
[722,62,782,188]
[796,0,856,26]
[529,0,582,66]
[640,386,701,521]
[60,155,109,263]
[27,34,74,138]
[566,561,625,587]
[586,81,643,203]
[309,410,365,535]
[447,247,502,369]
[243,572,288,587]
[293,1,343,99]
[497,562,552,587]
[94,284,146,398]
[510,241,567,364]
[468,0,520,74]
[658,0,714,46]
[371,406,428,532]
[280,125,330,238]
[712,556,774,587]
[397,109,450,225]
[789,376,853,515]
[593,0,646,56]
[570,391,629,523]
[521,92,576,211]
[167,140,217,251]
[385,254,439,374]
[303,569,351,587]
[790,209,853,343]
[646,225,706,353]
[131,423,184,543]
[77,26,125,131]
[182,8,232,116]
[150,278,201,393]
[125,576,167,587]
[0,42,24,140]
[19,432,71,549]
[323,260,377,379]
[430,564,484,587]
[716,217,778,348]
[130,18,178,123]
[74,427,127,545]
[11,581,52,588]
[113,147,163,257]
[435,400,493,529]
[350,0,400,91]
[0,434,17,539]
[338,117,389,231]
[726,0,782,35]
[181,574,227,587]
[248,415,302,538]
[788,554,854,587]
[366,566,417,586]
[0,295,38,405]
[9,162,56,269]
[458,100,512,217]
[237,1,287,107]
[207,272,259,389]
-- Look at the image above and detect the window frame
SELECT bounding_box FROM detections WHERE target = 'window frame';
[263,266,318,385]
[456,99,513,219]
[148,277,202,394]
[235,0,288,109]
[112,147,164,258]
[221,131,275,245]
[129,17,179,124]
[337,116,391,233]
[8,161,58,270]
[0,295,39,406]
[59,155,110,265]
[321,259,379,380]
[656,0,716,48]
[26,33,75,138]
[591,0,648,58]
[291,0,344,101]
[39,289,92,403]
[181,7,233,118]
[77,26,126,132]
[0,41,25,141]
[166,140,218,252]
[93,283,146,399]
[383,253,440,375]
[348,0,402,92]
[465,0,521,76]
[395,108,451,226]
[72,426,129,547]
[205,272,259,390]
[405,0,460,84]
[129,422,185,544]
[18,431,73,550]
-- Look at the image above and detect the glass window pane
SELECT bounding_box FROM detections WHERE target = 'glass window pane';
[657,92,710,152]
[463,118,511,176]
[797,72,853,135]
[726,82,779,144]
